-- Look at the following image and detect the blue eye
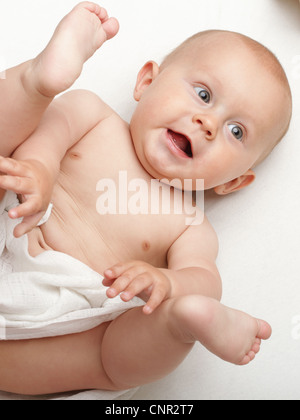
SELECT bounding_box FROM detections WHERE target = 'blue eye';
[194,87,211,104]
[228,124,244,141]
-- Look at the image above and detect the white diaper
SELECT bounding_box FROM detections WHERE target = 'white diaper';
[0,191,143,340]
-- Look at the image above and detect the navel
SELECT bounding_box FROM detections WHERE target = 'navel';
[68,152,82,160]
[142,241,151,252]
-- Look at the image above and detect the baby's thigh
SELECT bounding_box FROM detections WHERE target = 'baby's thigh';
[0,322,115,395]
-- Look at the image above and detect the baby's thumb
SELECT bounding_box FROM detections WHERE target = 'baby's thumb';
[13,211,45,238]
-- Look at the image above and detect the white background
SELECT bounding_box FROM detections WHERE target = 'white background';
[0,0,299,400]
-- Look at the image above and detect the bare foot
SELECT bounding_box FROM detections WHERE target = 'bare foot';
[171,296,272,365]
[30,2,119,97]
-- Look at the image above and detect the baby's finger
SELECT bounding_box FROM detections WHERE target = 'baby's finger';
[0,157,30,177]
[143,285,167,315]
[13,212,44,238]
[102,277,114,287]
[8,198,41,220]
[106,274,133,298]
[104,261,144,281]
[104,264,124,280]
[105,264,150,298]
[120,274,153,302]
[0,175,33,195]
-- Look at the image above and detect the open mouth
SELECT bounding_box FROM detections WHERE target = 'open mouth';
[167,129,193,158]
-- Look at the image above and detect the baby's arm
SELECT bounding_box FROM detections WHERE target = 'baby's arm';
[104,216,222,314]
[13,89,113,176]
[163,216,222,299]
[0,89,114,236]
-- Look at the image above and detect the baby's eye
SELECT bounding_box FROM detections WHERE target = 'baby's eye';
[194,87,211,104]
[228,124,244,141]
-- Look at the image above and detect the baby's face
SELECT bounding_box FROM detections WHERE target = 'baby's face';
[130,35,290,191]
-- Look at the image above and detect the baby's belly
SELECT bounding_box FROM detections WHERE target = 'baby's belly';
[32,183,173,274]
[38,213,121,275]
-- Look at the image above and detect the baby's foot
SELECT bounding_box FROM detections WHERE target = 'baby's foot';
[31,2,119,97]
[172,296,272,365]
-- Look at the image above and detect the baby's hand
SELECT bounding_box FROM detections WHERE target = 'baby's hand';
[0,157,54,237]
[103,261,172,315]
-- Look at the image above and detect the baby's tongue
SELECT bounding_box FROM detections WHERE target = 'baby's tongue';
[170,130,189,152]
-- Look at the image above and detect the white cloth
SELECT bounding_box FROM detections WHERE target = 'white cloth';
[0,191,143,340]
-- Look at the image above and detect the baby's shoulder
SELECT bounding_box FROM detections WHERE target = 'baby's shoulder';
[65,89,130,144]
[186,214,219,250]
[61,89,122,122]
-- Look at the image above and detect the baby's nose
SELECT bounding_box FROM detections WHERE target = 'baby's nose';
[192,114,217,141]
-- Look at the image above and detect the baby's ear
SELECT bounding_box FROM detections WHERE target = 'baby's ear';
[134,61,160,101]
[214,170,256,195]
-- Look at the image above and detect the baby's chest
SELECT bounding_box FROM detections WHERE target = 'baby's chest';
[61,117,139,190]
[57,120,189,265]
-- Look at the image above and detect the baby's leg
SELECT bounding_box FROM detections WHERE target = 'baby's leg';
[0,309,192,395]
[0,323,115,395]
[101,296,272,389]
[0,62,52,161]
[33,2,119,98]
[0,2,118,159]
[0,296,272,395]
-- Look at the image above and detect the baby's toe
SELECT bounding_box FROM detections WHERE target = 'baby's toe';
[256,319,272,340]
[102,17,119,40]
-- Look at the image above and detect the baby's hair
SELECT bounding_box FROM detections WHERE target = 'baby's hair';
[161,30,292,166]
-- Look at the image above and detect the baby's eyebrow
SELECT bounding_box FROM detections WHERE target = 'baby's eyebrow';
[194,70,222,92]
[205,73,222,91]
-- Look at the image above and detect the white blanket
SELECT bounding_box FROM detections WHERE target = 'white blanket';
[0,191,142,340]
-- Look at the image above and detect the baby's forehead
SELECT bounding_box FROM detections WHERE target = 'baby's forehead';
[177,32,259,68]
[166,35,255,83]
[176,31,245,56]
[185,31,241,49]
[176,31,288,87]
[172,39,264,92]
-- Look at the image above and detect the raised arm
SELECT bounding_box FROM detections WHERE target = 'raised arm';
[13,90,114,177]
[0,89,114,237]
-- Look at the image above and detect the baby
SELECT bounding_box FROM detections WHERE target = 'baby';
[0,2,292,395]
